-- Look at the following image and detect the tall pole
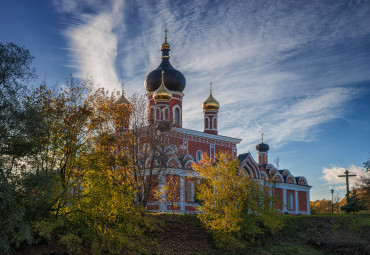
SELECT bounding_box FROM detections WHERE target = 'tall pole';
[331,189,334,215]
[338,170,356,204]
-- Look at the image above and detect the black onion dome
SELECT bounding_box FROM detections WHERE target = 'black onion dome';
[256,142,269,152]
[144,33,186,93]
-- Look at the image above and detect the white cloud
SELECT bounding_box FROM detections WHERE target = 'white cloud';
[321,165,368,190]
[58,0,370,150]
[63,0,124,91]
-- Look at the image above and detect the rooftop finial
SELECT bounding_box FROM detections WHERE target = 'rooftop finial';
[261,132,264,143]
[116,82,130,105]
[161,29,170,51]
[164,28,168,43]
[161,70,165,82]
[210,81,212,95]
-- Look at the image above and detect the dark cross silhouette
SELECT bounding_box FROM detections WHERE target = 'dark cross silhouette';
[338,170,356,204]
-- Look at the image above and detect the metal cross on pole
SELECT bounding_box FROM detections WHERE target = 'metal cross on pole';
[338,170,356,204]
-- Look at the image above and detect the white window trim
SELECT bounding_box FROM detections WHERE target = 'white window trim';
[205,116,210,129]
[196,150,203,162]
[156,107,161,121]
[173,105,181,125]
[212,117,217,130]
[162,107,170,121]
[288,193,294,211]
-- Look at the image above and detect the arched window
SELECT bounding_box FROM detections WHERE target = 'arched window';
[204,117,210,129]
[186,181,194,202]
[156,108,161,121]
[150,108,155,124]
[174,107,180,124]
[162,108,169,121]
[288,193,294,211]
[143,143,150,153]
[196,150,203,162]
[213,117,217,129]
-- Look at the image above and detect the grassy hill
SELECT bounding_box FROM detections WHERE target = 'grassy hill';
[14,214,370,255]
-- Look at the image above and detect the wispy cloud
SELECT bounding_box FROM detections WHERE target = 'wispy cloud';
[321,165,368,190]
[56,0,370,150]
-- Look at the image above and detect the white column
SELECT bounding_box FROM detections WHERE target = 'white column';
[295,190,299,214]
[180,176,185,212]
[283,189,287,212]
[159,174,166,212]
[307,191,310,215]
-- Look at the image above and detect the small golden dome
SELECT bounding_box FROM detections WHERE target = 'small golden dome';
[202,82,220,111]
[153,71,172,101]
[116,83,131,105]
[117,94,130,105]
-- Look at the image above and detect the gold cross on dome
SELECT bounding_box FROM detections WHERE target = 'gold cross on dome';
[210,81,212,94]
[164,29,168,42]
[261,132,264,143]
[161,70,165,81]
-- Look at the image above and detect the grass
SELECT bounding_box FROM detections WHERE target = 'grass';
[14,213,370,255]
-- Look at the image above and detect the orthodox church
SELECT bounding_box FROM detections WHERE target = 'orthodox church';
[123,33,311,215]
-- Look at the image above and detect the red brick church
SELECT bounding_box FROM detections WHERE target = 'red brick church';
[125,33,311,215]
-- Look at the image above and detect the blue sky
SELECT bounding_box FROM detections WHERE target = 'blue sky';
[1,0,369,201]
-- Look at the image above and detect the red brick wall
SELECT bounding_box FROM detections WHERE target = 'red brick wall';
[274,188,283,210]
[187,140,210,159]
[214,145,233,157]
[298,191,307,212]
[147,174,158,202]
[166,174,180,202]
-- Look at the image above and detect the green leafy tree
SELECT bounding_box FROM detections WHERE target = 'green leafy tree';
[0,42,46,253]
[341,189,367,213]
[364,156,370,171]
[193,153,283,250]
[0,42,40,161]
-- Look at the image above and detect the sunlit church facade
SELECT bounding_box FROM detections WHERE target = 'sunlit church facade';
[122,34,311,215]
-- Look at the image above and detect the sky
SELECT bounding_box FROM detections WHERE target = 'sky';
[1,0,369,201]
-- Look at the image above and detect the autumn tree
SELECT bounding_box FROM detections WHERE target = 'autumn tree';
[356,155,370,211]
[26,81,161,253]
[193,153,283,250]
[310,199,332,214]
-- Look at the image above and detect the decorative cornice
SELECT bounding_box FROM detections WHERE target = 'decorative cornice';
[172,127,241,144]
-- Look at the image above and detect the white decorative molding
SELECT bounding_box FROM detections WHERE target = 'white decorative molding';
[295,190,299,214]
[286,174,297,184]
[172,127,241,144]
[275,182,312,192]
[283,189,287,211]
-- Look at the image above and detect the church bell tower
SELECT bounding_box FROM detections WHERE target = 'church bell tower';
[202,82,220,135]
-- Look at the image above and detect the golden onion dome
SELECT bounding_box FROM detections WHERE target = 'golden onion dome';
[153,71,172,102]
[202,82,220,111]
[116,83,131,105]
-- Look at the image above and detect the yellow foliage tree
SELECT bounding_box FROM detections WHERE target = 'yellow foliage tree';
[193,153,283,250]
